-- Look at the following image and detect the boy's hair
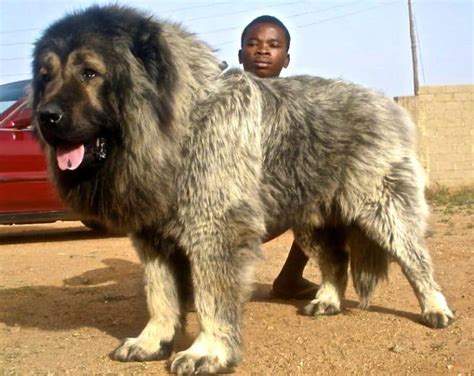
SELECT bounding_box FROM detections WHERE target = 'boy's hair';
[241,15,291,51]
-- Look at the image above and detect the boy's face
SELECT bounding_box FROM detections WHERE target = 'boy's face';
[239,22,289,78]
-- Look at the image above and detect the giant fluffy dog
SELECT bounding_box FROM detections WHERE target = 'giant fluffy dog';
[32,5,454,374]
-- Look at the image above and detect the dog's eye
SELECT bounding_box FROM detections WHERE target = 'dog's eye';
[41,73,51,83]
[39,68,51,83]
[80,68,99,82]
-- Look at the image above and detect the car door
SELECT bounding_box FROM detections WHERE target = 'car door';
[0,97,65,214]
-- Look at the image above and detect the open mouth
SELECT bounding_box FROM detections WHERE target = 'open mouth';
[56,137,107,171]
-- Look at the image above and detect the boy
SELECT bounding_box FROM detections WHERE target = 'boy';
[239,15,290,78]
[239,16,317,299]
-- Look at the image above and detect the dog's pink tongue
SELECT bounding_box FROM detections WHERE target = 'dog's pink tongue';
[56,145,85,171]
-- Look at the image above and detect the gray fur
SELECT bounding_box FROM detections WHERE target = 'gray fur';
[32,5,454,375]
[348,226,389,309]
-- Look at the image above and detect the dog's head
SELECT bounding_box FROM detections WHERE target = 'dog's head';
[32,5,177,173]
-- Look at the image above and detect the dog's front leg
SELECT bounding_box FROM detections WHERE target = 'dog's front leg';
[170,241,258,375]
[113,235,182,362]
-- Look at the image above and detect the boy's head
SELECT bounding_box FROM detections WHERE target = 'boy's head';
[238,15,290,78]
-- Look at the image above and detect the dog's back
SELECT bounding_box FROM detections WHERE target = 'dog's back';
[224,75,420,229]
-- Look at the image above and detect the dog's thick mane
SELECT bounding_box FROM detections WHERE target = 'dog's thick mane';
[33,5,223,230]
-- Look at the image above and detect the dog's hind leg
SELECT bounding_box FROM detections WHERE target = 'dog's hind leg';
[296,226,349,316]
[355,160,454,328]
[113,235,182,362]
[170,242,259,375]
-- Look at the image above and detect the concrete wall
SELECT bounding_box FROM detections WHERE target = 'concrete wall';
[395,85,473,189]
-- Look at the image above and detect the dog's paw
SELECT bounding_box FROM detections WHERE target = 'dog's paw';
[170,333,236,375]
[170,353,228,375]
[421,311,455,328]
[421,292,455,328]
[112,337,173,362]
[421,307,455,329]
[301,298,341,316]
[300,283,342,316]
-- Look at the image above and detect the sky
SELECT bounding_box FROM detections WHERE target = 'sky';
[0,0,472,97]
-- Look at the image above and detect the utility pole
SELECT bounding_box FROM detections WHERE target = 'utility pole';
[408,0,419,95]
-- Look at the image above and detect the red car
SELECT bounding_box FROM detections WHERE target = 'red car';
[0,80,102,229]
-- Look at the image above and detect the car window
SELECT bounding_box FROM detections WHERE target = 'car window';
[0,80,31,115]
[0,101,16,113]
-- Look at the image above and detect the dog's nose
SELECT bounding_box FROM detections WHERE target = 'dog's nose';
[38,103,64,127]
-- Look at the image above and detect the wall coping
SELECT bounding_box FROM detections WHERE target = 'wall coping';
[418,84,473,94]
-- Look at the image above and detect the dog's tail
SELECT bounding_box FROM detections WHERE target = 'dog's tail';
[348,226,389,309]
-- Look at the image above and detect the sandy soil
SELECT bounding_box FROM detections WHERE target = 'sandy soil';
[0,204,473,375]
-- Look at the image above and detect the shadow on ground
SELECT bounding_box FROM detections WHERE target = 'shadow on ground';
[1,258,423,343]
[0,225,125,245]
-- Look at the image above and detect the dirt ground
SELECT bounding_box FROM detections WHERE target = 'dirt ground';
[0,203,473,375]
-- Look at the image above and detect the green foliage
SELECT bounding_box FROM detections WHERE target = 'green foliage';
[427,186,474,208]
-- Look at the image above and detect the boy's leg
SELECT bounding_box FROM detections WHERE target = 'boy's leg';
[272,242,318,299]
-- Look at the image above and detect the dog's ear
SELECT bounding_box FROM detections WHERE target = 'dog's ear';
[130,19,176,87]
[129,19,177,128]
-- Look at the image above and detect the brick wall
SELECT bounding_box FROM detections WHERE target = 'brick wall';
[395,85,474,189]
